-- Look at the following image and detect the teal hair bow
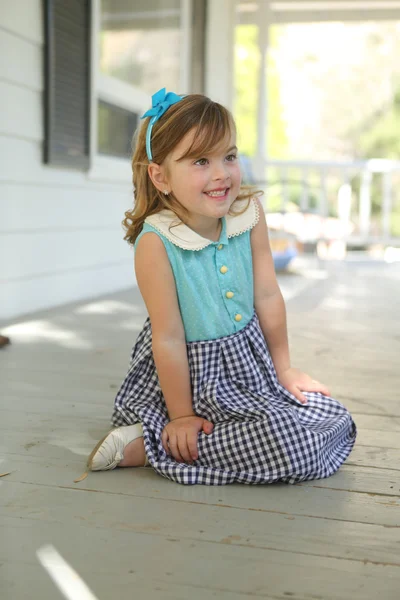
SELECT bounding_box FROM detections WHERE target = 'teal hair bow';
[141,87,183,161]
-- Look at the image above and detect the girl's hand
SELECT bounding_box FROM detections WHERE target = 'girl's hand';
[277,367,331,405]
[161,416,214,464]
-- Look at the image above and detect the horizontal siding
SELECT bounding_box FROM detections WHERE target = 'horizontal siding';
[0,184,133,232]
[0,1,139,321]
[0,28,42,91]
[1,230,132,281]
[0,0,43,45]
[1,262,136,322]
[0,81,42,141]
[0,137,132,186]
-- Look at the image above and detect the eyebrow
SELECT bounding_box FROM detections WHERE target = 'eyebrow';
[175,145,238,163]
[174,146,239,162]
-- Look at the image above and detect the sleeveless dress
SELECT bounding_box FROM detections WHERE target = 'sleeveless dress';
[112,198,356,485]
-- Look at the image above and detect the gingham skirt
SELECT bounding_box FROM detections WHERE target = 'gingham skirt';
[112,312,356,485]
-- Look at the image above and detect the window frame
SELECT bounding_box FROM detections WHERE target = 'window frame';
[87,0,193,182]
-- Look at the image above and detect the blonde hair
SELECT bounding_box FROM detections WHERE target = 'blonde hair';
[123,94,262,245]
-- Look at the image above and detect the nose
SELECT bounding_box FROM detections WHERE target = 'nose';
[212,162,230,181]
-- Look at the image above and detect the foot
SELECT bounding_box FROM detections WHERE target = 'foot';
[88,424,147,471]
[118,436,146,467]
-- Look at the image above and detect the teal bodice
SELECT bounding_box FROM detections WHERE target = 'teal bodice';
[134,199,259,342]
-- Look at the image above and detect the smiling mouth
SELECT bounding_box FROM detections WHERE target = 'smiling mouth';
[204,188,229,198]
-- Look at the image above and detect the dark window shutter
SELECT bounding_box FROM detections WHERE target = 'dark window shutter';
[43,0,91,169]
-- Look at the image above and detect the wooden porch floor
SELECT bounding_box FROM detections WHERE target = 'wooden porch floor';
[1,256,400,599]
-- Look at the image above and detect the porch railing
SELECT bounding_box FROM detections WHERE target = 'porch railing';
[244,158,400,247]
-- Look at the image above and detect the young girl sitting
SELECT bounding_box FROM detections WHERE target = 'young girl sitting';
[85,88,356,486]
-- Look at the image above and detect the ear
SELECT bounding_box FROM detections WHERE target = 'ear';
[147,163,170,194]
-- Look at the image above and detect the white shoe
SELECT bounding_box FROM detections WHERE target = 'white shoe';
[89,423,146,471]
[74,424,147,483]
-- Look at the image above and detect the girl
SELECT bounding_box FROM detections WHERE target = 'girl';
[84,88,356,486]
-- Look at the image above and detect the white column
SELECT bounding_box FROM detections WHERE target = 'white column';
[382,170,392,240]
[359,169,372,238]
[253,0,271,181]
[205,0,236,110]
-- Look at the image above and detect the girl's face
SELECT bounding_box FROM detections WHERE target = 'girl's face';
[164,127,242,222]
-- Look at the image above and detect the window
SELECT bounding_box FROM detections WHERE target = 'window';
[100,0,182,94]
[98,101,138,158]
[42,0,207,172]
[95,0,206,161]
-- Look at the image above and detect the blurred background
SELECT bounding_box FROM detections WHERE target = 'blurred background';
[1,0,400,322]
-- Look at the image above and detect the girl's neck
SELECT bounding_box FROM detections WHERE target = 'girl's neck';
[184,216,222,242]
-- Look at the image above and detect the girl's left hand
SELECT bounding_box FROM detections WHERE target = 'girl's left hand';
[277,367,331,405]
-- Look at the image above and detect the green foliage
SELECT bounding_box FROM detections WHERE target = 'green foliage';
[352,89,400,235]
[356,89,400,160]
[234,26,259,156]
[234,25,288,158]
[267,27,289,159]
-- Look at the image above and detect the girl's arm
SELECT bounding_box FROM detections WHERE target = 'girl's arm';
[135,232,214,463]
[250,199,291,375]
[135,232,194,420]
[250,199,330,403]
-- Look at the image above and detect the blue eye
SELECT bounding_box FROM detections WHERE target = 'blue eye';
[194,158,208,166]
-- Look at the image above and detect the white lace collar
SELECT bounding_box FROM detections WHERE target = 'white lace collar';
[144,198,259,251]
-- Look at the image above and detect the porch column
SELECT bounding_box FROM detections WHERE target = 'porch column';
[253,0,272,181]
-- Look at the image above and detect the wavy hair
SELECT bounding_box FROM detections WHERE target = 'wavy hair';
[123,94,262,245]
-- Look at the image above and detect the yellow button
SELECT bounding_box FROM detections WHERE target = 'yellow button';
[220,266,228,274]
[226,291,234,299]
[217,244,223,250]
[235,314,242,322]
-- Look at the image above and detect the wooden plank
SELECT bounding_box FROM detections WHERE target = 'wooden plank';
[342,399,400,418]
[1,511,400,600]
[1,469,400,528]
[356,429,400,449]
[305,465,400,497]
[350,414,400,433]
[0,395,112,417]
[347,446,400,471]
[0,560,257,600]
[2,481,400,567]
[0,410,110,431]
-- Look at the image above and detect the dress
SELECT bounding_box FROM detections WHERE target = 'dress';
[112,198,356,485]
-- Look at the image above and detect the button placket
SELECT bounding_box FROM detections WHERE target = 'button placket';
[215,244,242,327]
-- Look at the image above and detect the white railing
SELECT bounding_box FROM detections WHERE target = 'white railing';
[246,158,400,247]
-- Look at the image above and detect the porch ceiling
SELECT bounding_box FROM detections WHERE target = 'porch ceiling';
[238,1,400,24]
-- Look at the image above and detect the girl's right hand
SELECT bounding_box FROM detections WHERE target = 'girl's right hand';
[161,416,214,464]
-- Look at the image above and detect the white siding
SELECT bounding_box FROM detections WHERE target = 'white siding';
[0,1,134,321]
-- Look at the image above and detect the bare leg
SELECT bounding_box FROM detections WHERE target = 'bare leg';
[118,436,146,467]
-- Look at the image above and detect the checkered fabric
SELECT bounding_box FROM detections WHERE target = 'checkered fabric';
[112,312,356,485]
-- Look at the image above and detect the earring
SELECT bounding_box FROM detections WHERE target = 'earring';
[163,190,169,195]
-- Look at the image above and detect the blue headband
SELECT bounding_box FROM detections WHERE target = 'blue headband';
[141,87,183,161]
